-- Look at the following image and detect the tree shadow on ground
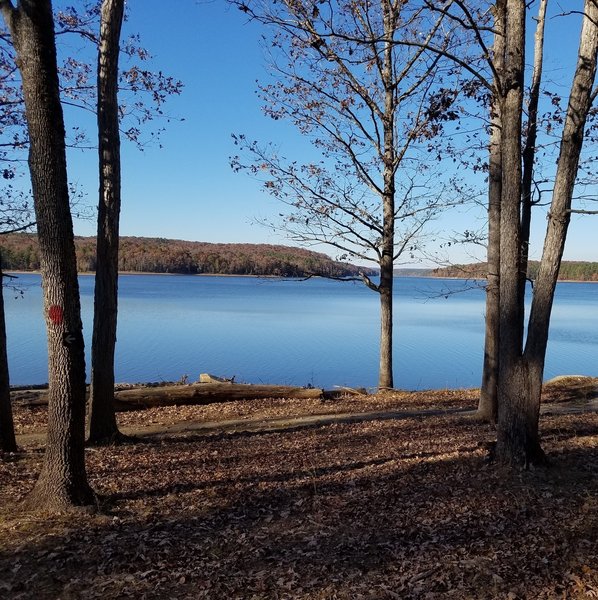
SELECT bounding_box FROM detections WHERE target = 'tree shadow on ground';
[1,420,597,599]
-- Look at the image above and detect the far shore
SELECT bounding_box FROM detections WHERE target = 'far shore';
[5,270,598,283]
[6,270,311,279]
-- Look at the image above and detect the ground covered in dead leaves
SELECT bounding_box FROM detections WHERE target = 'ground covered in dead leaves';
[1,385,597,599]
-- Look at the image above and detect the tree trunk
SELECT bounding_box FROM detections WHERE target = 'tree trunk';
[22,382,327,410]
[0,262,17,453]
[497,358,545,466]
[518,0,547,307]
[495,0,540,466]
[378,263,393,390]
[496,0,598,466]
[0,0,94,508]
[478,0,505,423]
[87,0,125,445]
[378,3,395,391]
[521,0,598,449]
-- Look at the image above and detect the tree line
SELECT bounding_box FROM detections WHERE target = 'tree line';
[0,233,368,278]
[433,261,598,282]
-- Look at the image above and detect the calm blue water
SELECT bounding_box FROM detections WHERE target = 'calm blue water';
[3,273,597,390]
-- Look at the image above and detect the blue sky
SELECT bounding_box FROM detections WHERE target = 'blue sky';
[61,0,598,268]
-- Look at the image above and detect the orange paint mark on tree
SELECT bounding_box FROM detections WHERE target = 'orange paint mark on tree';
[48,305,64,324]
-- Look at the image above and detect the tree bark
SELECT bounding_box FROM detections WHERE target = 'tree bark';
[522,0,598,444]
[495,0,539,466]
[378,2,396,391]
[496,0,598,467]
[518,0,547,307]
[0,0,94,508]
[378,267,393,389]
[21,382,327,410]
[87,0,125,445]
[478,0,505,423]
[114,383,325,409]
[0,261,17,453]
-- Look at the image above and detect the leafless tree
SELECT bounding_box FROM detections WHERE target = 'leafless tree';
[86,0,125,445]
[412,0,598,465]
[231,0,469,388]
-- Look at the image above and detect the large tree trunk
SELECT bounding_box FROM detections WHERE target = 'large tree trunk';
[87,0,125,445]
[478,0,505,423]
[0,0,94,508]
[496,0,598,466]
[0,262,17,453]
[495,0,539,466]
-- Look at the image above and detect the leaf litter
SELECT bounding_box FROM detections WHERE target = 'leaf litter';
[0,385,597,599]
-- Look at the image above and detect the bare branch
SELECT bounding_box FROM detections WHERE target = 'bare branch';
[0,220,35,234]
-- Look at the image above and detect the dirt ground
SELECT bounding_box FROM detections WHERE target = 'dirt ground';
[1,380,597,599]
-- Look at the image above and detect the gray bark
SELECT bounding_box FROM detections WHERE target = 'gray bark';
[87,0,125,445]
[378,2,396,390]
[0,0,94,508]
[478,0,505,423]
[496,0,598,466]
[523,0,598,420]
[518,0,547,307]
[495,0,540,466]
[378,271,393,389]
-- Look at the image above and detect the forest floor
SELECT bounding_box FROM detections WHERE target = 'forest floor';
[0,378,597,599]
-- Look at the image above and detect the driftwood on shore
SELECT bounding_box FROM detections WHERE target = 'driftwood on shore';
[113,383,324,410]
[14,383,325,411]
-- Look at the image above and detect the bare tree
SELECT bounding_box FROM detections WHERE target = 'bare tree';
[478,0,547,424]
[0,1,182,447]
[414,0,598,464]
[86,0,124,445]
[0,0,94,508]
[496,0,598,465]
[231,0,467,389]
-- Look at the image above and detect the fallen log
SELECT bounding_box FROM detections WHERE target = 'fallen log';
[113,383,323,411]
[14,383,324,411]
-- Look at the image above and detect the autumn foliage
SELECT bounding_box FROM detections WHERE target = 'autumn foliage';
[0,233,370,278]
[433,261,598,282]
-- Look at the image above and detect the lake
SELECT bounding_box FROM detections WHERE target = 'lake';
[3,273,597,390]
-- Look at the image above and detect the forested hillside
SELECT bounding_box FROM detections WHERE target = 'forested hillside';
[0,233,369,278]
[433,261,598,282]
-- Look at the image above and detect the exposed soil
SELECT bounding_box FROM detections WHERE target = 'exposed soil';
[1,382,597,599]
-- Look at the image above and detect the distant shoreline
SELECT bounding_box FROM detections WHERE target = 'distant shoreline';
[6,270,316,279]
[7,270,598,283]
[0,233,371,279]
[428,275,598,284]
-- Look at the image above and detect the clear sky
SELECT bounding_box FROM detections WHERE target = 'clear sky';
[61,0,597,268]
